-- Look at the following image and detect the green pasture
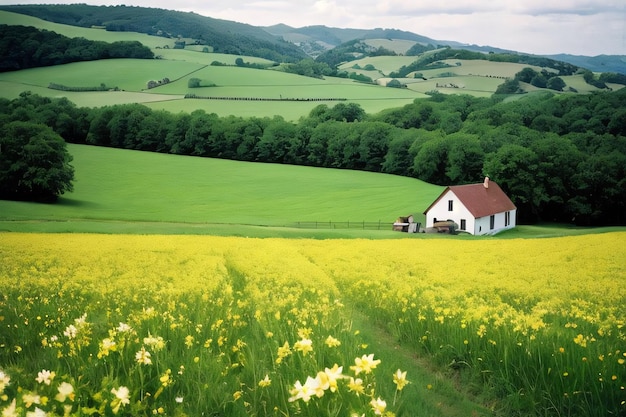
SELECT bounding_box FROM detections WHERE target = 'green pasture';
[561,74,610,93]
[363,38,418,54]
[156,48,275,66]
[0,59,203,92]
[403,75,504,96]
[0,144,443,233]
[339,55,418,77]
[424,59,542,78]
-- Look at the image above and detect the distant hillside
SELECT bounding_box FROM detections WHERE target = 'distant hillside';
[546,54,626,75]
[0,4,306,63]
[266,24,626,74]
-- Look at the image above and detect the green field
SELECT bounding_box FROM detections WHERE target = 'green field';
[0,144,444,235]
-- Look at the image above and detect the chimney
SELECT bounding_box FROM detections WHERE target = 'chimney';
[483,176,489,189]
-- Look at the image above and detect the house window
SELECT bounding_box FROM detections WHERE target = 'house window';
[448,200,453,211]
[460,219,466,230]
[490,215,495,230]
[505,211,510,226]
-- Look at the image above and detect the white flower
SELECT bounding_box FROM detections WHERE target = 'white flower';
[135,346,152,365]
[2,398,17,417]
[35,370,56,385]
[111,386,130,405]
[0,370,10,393]
[117,322,133,333]
[25,407,47,417]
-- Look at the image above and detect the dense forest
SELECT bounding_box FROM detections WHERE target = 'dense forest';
[1,90,624,225]
[0,24,153,71]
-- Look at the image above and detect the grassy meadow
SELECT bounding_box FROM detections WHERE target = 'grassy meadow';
[0,144,443,236]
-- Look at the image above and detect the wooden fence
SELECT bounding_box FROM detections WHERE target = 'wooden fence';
[290,221,393,230]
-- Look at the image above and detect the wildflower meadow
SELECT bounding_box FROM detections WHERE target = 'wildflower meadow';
[0,232,624,416]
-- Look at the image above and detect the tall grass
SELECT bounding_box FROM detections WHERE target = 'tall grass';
[1,233,624,416]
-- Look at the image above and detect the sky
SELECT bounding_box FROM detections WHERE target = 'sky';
[2,0,625,56]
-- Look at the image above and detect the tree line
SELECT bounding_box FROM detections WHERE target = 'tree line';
[1,90,624,225]
[0,24,153,72]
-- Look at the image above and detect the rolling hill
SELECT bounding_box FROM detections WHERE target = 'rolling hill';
[1,3,625,74]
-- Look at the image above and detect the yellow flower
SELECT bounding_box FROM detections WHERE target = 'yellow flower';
[297,328,312,338]
[347,377,364,396]
[55,382,75,402]
[233,390,243,401]
[350,353,381,375]
[294,338,313,355]
[258,374,271,388]
[324,335,341,348]
[573,334,587,348]
[160,369,172,387]
[370,397,387,416]
[23,392,41,407]
[477,324,487,338]
[276,341,292,364]
[185,335,194,348]
[393,369,409,391]
[98,338,117,358]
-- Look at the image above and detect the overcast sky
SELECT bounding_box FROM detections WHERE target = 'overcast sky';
[3,0,625,56]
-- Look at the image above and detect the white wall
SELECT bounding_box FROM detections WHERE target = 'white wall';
[425,190,474,232]
[473,210,517,235]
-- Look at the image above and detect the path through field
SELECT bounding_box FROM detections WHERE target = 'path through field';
[349,308,494,417]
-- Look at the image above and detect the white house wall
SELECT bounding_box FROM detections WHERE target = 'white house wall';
[474,209,517,235]
[425,190,474,232]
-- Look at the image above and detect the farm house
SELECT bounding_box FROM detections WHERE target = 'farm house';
[423,177,516,235]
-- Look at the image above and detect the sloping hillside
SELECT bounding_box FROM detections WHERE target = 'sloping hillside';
[0,4,306,62]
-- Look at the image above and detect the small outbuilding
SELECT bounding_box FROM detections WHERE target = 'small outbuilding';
[423,177,516,235]
[393,215,420,233]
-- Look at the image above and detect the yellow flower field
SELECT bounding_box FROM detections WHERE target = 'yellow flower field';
[0,232,624,416]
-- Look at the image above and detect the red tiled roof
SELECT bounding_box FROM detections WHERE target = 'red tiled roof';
[424,181,516,218]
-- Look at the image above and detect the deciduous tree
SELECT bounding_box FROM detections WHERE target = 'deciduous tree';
[0,121,74,202]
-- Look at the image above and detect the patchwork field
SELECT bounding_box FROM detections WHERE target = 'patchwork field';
[1,232,624,416]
